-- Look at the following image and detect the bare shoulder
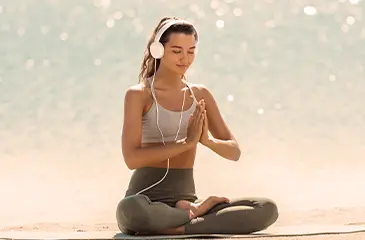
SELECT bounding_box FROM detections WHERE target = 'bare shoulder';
[186,82,215,101]
[125,82,147,95]
[124,82,150,103]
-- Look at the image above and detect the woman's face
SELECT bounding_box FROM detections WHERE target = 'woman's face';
[160,33,197,75]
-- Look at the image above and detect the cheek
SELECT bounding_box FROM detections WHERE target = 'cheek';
[188,54,196,63]
[161,56,175,66]
[165,53,179,62]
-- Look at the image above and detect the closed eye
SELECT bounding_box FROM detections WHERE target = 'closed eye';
[171,45,196,54]
[172,50,196,54]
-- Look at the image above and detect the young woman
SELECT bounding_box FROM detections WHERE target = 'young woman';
[116,16,279,235]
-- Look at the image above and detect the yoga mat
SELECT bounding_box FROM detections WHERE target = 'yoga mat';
[1,224,365,239]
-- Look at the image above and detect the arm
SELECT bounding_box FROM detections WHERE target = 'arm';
[198,85,241,161]
[121,86,193,170]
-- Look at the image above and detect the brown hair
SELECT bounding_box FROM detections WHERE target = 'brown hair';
[138,16,198,83]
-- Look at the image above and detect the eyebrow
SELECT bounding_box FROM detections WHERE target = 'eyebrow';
[171,46,196,49]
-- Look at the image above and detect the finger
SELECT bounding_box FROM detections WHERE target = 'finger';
[199,104,203,114]
[203,110,208,127]
[197,101,203,114]
[196,102,203,115]
[201,99,206,110]
[193,107,200,125]
[193,104,201,120]
[199,111,205,126]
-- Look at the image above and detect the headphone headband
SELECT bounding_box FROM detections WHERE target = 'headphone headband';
[149,19,198,59]
[154,19,196,43]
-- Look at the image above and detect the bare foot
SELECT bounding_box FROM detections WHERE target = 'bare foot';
[175,200,195,219]
[176,196,230,219]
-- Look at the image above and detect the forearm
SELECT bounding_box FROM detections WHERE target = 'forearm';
[123,139,193,169]
[203,137,241,161]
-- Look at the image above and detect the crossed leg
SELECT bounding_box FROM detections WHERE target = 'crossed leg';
[116,194,190,235]
[116,195,278,235]
[183,197,279,234]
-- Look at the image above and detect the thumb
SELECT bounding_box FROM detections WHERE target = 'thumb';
[199,112,205,127]
[203,110,207,126]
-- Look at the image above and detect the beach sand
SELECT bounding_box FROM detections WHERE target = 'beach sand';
[1,146,364,239]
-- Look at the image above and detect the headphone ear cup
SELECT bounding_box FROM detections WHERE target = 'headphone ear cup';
[150,42,164,59]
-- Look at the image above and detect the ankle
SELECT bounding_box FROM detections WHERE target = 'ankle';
[159,226,185,235]
[178,226,186,234]
[188,210,196,220]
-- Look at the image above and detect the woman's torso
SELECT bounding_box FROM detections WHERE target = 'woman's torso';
[141,79,199,169]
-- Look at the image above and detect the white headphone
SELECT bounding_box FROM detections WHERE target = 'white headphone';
[149,19,198,59]
[136,19,197,195]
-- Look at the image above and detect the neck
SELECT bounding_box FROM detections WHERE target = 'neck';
[153,66,184,89]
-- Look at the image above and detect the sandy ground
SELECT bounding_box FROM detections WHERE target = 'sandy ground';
[241,233,365,240]
[1,146,365,239]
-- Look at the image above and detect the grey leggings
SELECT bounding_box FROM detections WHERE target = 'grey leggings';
[116,167,279,234]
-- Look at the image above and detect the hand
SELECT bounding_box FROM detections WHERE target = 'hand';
[185,100,205,146]
[199,102,210,146]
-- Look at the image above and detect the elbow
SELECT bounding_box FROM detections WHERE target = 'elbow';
[125,161,136,170]
[230,144,242,161]
[124,156,140,170]
[122,146,147,170]
[219,140,241,161]
[122,151,139,170]
[230,148,241,161]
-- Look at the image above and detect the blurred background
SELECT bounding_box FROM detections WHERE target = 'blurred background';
[0,0,364,227]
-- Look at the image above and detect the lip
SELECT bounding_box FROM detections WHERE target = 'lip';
[176,65,188,68]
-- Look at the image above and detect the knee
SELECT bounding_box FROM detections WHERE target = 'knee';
[116,195,152,233]
[260,198,279,228]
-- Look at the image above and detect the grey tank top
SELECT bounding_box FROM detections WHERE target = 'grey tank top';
[141,79,198,143]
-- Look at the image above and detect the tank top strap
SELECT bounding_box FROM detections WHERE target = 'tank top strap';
[184,81,198,103]
[146,77,157,103]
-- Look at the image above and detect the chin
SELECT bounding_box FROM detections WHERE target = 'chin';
[174,67,188,75]
[175,70,187,75]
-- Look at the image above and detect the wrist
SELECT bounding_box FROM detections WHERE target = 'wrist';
[178,138,195,150]
[202,136,214,147]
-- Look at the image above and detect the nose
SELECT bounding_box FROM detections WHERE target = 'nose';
[180,51,189,64]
